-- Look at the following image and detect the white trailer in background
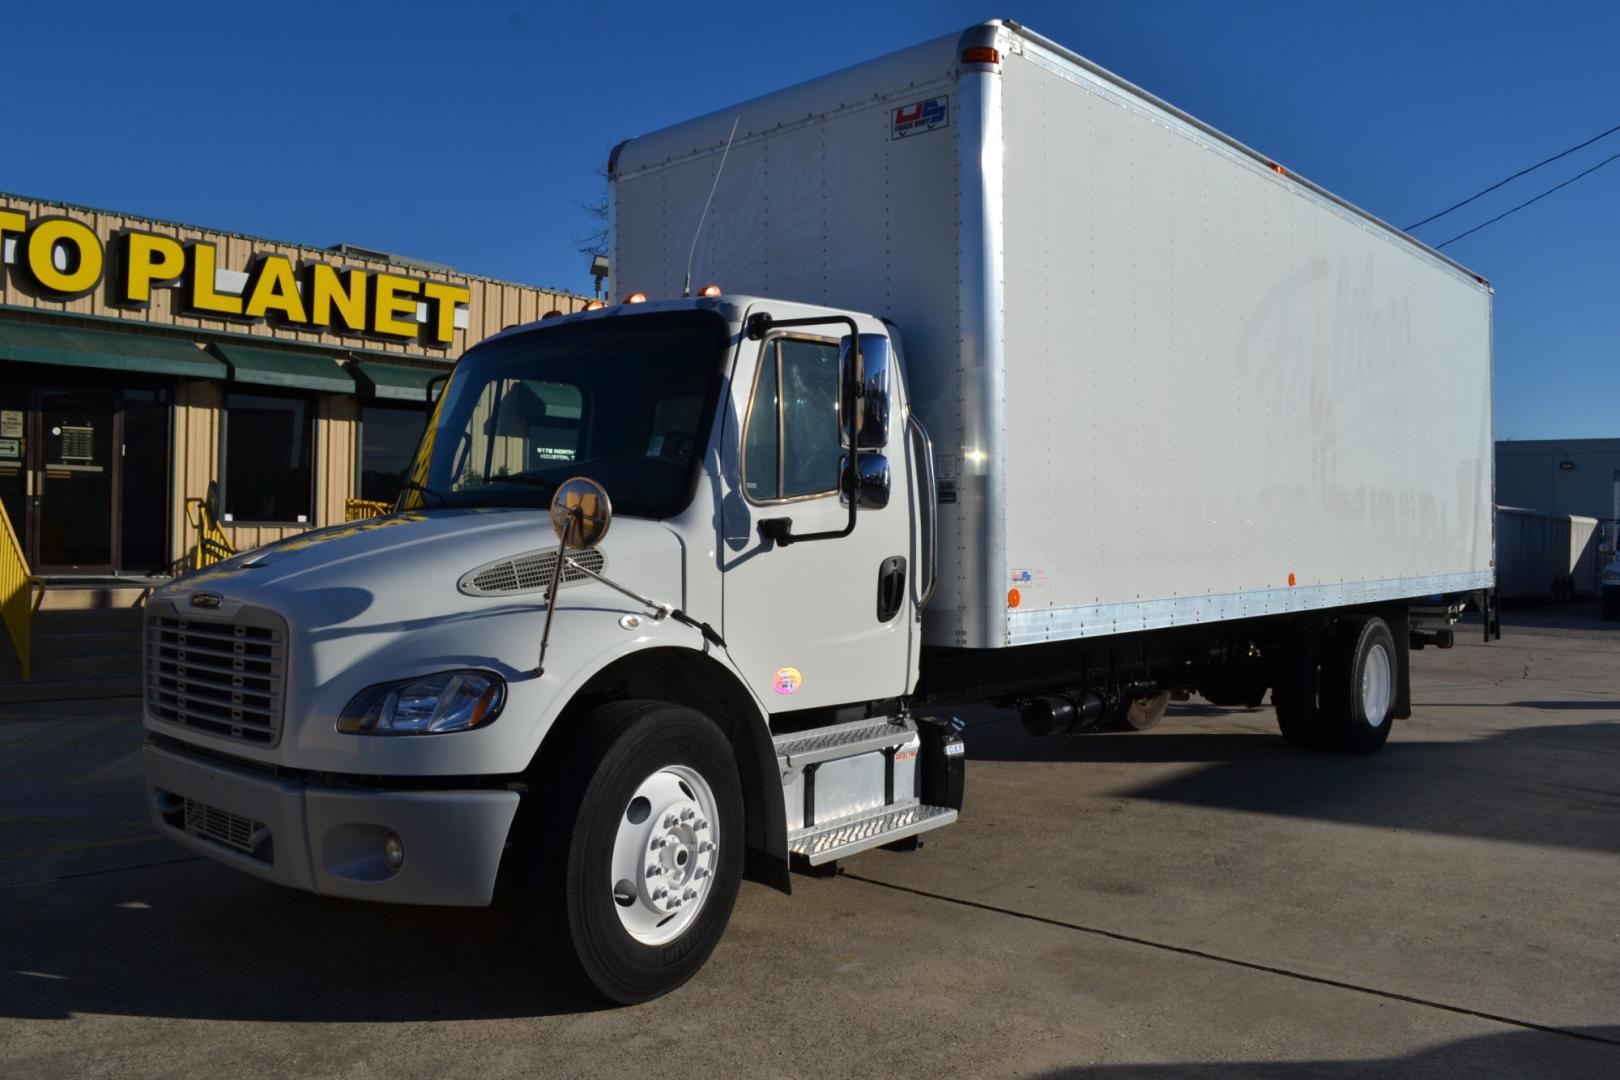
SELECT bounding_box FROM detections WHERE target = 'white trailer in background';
[140,21,1497,1005]
[1495,506,1600,600]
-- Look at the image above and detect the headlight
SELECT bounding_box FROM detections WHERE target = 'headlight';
[338,670,506,735]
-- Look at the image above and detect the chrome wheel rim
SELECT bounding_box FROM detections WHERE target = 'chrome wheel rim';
[610,764,719,946]
[1361,643,1392,728]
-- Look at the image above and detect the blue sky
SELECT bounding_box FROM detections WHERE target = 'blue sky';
[9,1,1617,439]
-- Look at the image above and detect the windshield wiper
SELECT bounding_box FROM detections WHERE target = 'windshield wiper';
[495,472,560,492]
[398,479,449,506]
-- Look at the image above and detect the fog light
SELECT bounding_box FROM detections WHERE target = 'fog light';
[383,832,405,871]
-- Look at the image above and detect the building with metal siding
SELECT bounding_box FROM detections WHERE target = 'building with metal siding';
[1496,439,1620,522]
[0,192,588,583]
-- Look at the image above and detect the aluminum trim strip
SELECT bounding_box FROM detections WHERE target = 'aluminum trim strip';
[957,27,1011,648]
[1004,571,1495,645]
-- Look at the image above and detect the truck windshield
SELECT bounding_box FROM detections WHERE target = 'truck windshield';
[401,311,729,518]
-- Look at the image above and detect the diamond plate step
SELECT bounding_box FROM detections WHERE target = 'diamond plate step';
[772,718,915,768]
[787,802,958,866]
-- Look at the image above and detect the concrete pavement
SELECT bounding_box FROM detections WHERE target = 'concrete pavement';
[2,610,1618,1077]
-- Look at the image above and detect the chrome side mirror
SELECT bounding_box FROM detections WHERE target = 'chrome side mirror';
[842,453,890,509]
[550,476,612,548]
[840,333,892,449]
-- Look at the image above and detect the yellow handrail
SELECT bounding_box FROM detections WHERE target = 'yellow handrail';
[184,484,236,570]
[345,498,392,521]
[0,498,37,681]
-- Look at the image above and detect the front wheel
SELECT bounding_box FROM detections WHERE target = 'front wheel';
[514,700,744,1004]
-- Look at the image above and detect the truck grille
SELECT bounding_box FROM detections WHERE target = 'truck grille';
[145,609,288,746]
[183,797,268,858]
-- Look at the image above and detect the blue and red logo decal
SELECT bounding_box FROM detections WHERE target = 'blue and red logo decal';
[892,96,948,140]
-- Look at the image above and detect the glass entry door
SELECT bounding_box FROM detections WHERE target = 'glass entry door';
[31,388,118,572]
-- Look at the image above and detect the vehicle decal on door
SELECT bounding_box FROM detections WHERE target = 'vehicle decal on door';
[773,667,803,695]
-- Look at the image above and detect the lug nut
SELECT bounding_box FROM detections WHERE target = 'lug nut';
[681,808,695,821]
[698,841,713,852]
[683,888,697,900]
[695,820,708,831]
[695,867,709,879]
[646,866,662,878]
[664,814,678,828]
[653,887,667,900]
[650,837,664,850]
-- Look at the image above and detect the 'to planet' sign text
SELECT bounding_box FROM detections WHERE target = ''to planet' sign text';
[0,209,471,347]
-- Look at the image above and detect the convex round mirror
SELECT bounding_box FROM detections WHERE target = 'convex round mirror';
[550,476,613,549]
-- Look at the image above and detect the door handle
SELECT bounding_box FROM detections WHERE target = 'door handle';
[876,555,907,622]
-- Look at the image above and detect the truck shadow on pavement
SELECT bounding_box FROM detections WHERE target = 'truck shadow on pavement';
[964,709,1620,856]
[1029,1026,1620,1079]
[0,866,597,1022]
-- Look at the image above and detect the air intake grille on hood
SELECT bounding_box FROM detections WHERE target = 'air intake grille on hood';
[459,548,606,597]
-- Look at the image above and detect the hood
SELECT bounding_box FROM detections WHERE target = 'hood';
[156,508,684,639]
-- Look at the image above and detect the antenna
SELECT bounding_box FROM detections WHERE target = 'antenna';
[684,116,740,298]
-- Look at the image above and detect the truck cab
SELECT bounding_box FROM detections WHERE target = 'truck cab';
[142,294,959,1003]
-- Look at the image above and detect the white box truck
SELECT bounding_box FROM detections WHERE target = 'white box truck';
[141,20,1496,1003]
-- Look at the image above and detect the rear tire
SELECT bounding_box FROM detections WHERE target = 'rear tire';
[1118,691,1170,730]
[1320,617,1397,755]
[1603,594,1619,621]
[514,700,744,1004]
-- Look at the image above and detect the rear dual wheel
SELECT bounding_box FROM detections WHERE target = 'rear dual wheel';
[1273,616,1396,754]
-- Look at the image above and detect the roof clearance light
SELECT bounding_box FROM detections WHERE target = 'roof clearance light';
[541,309,563,320]
[699,283,722,297]
[583,300,606,311]
[962,46,1000,64]
[625,291,648,304]
[1266,161,1287,176]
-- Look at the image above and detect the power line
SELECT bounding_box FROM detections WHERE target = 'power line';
[1406,120,1620,230]
[1434,149,1620,249]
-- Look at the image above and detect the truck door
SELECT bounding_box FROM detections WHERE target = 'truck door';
[719,319,914,713]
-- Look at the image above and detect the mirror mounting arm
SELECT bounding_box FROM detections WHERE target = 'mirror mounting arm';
[533,507,580,676]
[745,311,863,547]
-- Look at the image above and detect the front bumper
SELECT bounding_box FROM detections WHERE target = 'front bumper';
[143,741,520,906]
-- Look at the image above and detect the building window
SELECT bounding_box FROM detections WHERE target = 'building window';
[742,337,842,502]
[221,390,313,524]
[359,403,428,505]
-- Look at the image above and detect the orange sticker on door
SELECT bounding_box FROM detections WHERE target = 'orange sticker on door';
[773,667,803,695]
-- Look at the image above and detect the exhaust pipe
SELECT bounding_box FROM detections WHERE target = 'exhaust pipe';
[1020,691,1106,736]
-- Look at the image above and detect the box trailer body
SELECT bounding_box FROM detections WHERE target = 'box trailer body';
[138,21,1498,1005]
[611,20,1495,653]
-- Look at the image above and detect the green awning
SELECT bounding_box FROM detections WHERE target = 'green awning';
[213,343,355,393]
[350,360,442,402]
[0,317,226,379]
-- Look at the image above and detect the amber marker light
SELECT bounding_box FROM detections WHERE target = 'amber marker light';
[1008,588,1022,609]
[583,300,606,311]
[541,309,563,320]
[1288,572,1297,587]
[962,46,1000,64]
[699,283,723,297]
[625,291,648,304]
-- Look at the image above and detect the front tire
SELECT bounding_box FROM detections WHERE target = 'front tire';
[515,700,744,1004]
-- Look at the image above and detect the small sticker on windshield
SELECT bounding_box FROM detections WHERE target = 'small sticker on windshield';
[646,435,664,457]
